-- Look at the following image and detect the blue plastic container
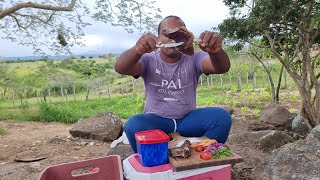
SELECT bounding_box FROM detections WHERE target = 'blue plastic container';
[135,129,170,167]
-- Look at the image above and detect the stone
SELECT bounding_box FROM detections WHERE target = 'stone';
[251,135,320,180]
[108,144,134,160]
[309,125,320,141]
[258,130,294,151]
[292,113,309,135]
[259,104,290,127]
[69,112,123,142]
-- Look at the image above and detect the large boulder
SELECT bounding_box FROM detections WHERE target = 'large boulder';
[251,135,320,180]
[69,112,123,142]
[259,104,291,128]
[258,130,294,151]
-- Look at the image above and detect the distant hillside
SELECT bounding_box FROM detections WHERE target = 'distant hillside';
[1,53,120,61]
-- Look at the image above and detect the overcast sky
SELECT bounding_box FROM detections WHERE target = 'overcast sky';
[0,0,230,57]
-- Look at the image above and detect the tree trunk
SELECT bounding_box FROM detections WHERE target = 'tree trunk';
[275,65,284,103]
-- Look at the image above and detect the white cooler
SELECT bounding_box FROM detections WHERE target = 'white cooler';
[123,154,231,180]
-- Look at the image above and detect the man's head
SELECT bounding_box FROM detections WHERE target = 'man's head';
[158,16,185,35]
[157,16,186,58]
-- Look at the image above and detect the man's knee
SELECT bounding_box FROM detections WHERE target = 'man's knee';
[205,107,232,127]
[125,114,144,134]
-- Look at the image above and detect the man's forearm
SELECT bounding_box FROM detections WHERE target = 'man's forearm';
[209,49,230,73]
[115,46,141,75]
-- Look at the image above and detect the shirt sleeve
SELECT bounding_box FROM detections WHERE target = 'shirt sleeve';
[194,50,209,77]
[133,53,149,79]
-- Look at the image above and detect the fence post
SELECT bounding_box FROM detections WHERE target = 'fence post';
[220,74,223,89]
[12,90,15,105]
[73,85,76,101]
[200,75,203,86]
[237,72,242,91]
[246,72,249,85]
[253,72,257,91]
[210,75,213,87]
[60,85,64,102]
[36,89,40,103]
[107,82,111,99]
[48,88,51,100]
[64,89,68,102]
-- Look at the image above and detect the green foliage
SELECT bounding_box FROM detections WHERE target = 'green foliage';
[0,126,6,135]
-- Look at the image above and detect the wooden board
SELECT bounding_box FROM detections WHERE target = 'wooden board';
[169,150,243,172]
[168,132,244,172]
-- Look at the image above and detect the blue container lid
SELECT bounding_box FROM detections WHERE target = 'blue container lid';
[135,130,169,144]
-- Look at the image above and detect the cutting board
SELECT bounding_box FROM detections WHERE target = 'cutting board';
[168,133,244,172]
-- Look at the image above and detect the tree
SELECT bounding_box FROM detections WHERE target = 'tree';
[219,0,320,128]
[0,0,162,55]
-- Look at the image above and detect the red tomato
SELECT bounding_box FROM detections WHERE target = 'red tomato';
[195,145,205,152]
[200,152,212,160]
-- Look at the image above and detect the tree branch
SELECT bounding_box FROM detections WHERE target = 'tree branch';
[0,0,76,19]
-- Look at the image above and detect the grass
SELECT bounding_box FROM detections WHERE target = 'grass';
[0,125,5,135]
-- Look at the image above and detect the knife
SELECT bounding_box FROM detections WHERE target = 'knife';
[156,42,184,48]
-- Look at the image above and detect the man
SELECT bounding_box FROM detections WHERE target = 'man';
[115,15,232,153]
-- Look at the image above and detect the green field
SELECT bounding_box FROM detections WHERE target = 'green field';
[0,55,298,123]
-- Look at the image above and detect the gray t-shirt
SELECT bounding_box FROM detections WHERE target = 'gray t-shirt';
[139,50,209,119]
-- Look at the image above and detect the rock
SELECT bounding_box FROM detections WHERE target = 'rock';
[258,130,294,151]
[259,104,291,127]
[292,113,309,135]
[249,122,276,131]
[69,112,123,142]
[228,130,273,144]
[309,125,320,141]
[108,144,134,160]
[251,135,320,180]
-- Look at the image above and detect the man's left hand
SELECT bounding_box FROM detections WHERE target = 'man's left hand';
[198,31,222,54]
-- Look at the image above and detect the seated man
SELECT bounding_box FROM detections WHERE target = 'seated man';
[115,15,232,153]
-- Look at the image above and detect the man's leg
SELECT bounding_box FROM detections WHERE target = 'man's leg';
[176,107,232,143]
[124,113,175,153]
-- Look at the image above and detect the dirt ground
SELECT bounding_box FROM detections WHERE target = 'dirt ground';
[0,106,280,180]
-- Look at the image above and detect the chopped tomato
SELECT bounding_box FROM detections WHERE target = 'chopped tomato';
[200,152,212,160]
[195,145,205,152]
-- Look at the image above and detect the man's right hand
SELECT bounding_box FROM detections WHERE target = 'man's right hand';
[135,33,159,56]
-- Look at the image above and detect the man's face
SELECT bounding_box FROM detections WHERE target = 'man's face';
[158,18,185,58]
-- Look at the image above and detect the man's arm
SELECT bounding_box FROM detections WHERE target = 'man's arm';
[115,33,159,76]
[198,31,230,75]
[202,49,230,74]
[115,47,143,76]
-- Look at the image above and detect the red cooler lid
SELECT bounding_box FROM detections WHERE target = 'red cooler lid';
[135,130,169,144]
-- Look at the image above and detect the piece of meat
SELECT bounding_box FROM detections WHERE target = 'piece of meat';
[169,140,191,158]
[163,27,194,55]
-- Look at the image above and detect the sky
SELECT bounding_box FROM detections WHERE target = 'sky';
[0,0,230,57]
